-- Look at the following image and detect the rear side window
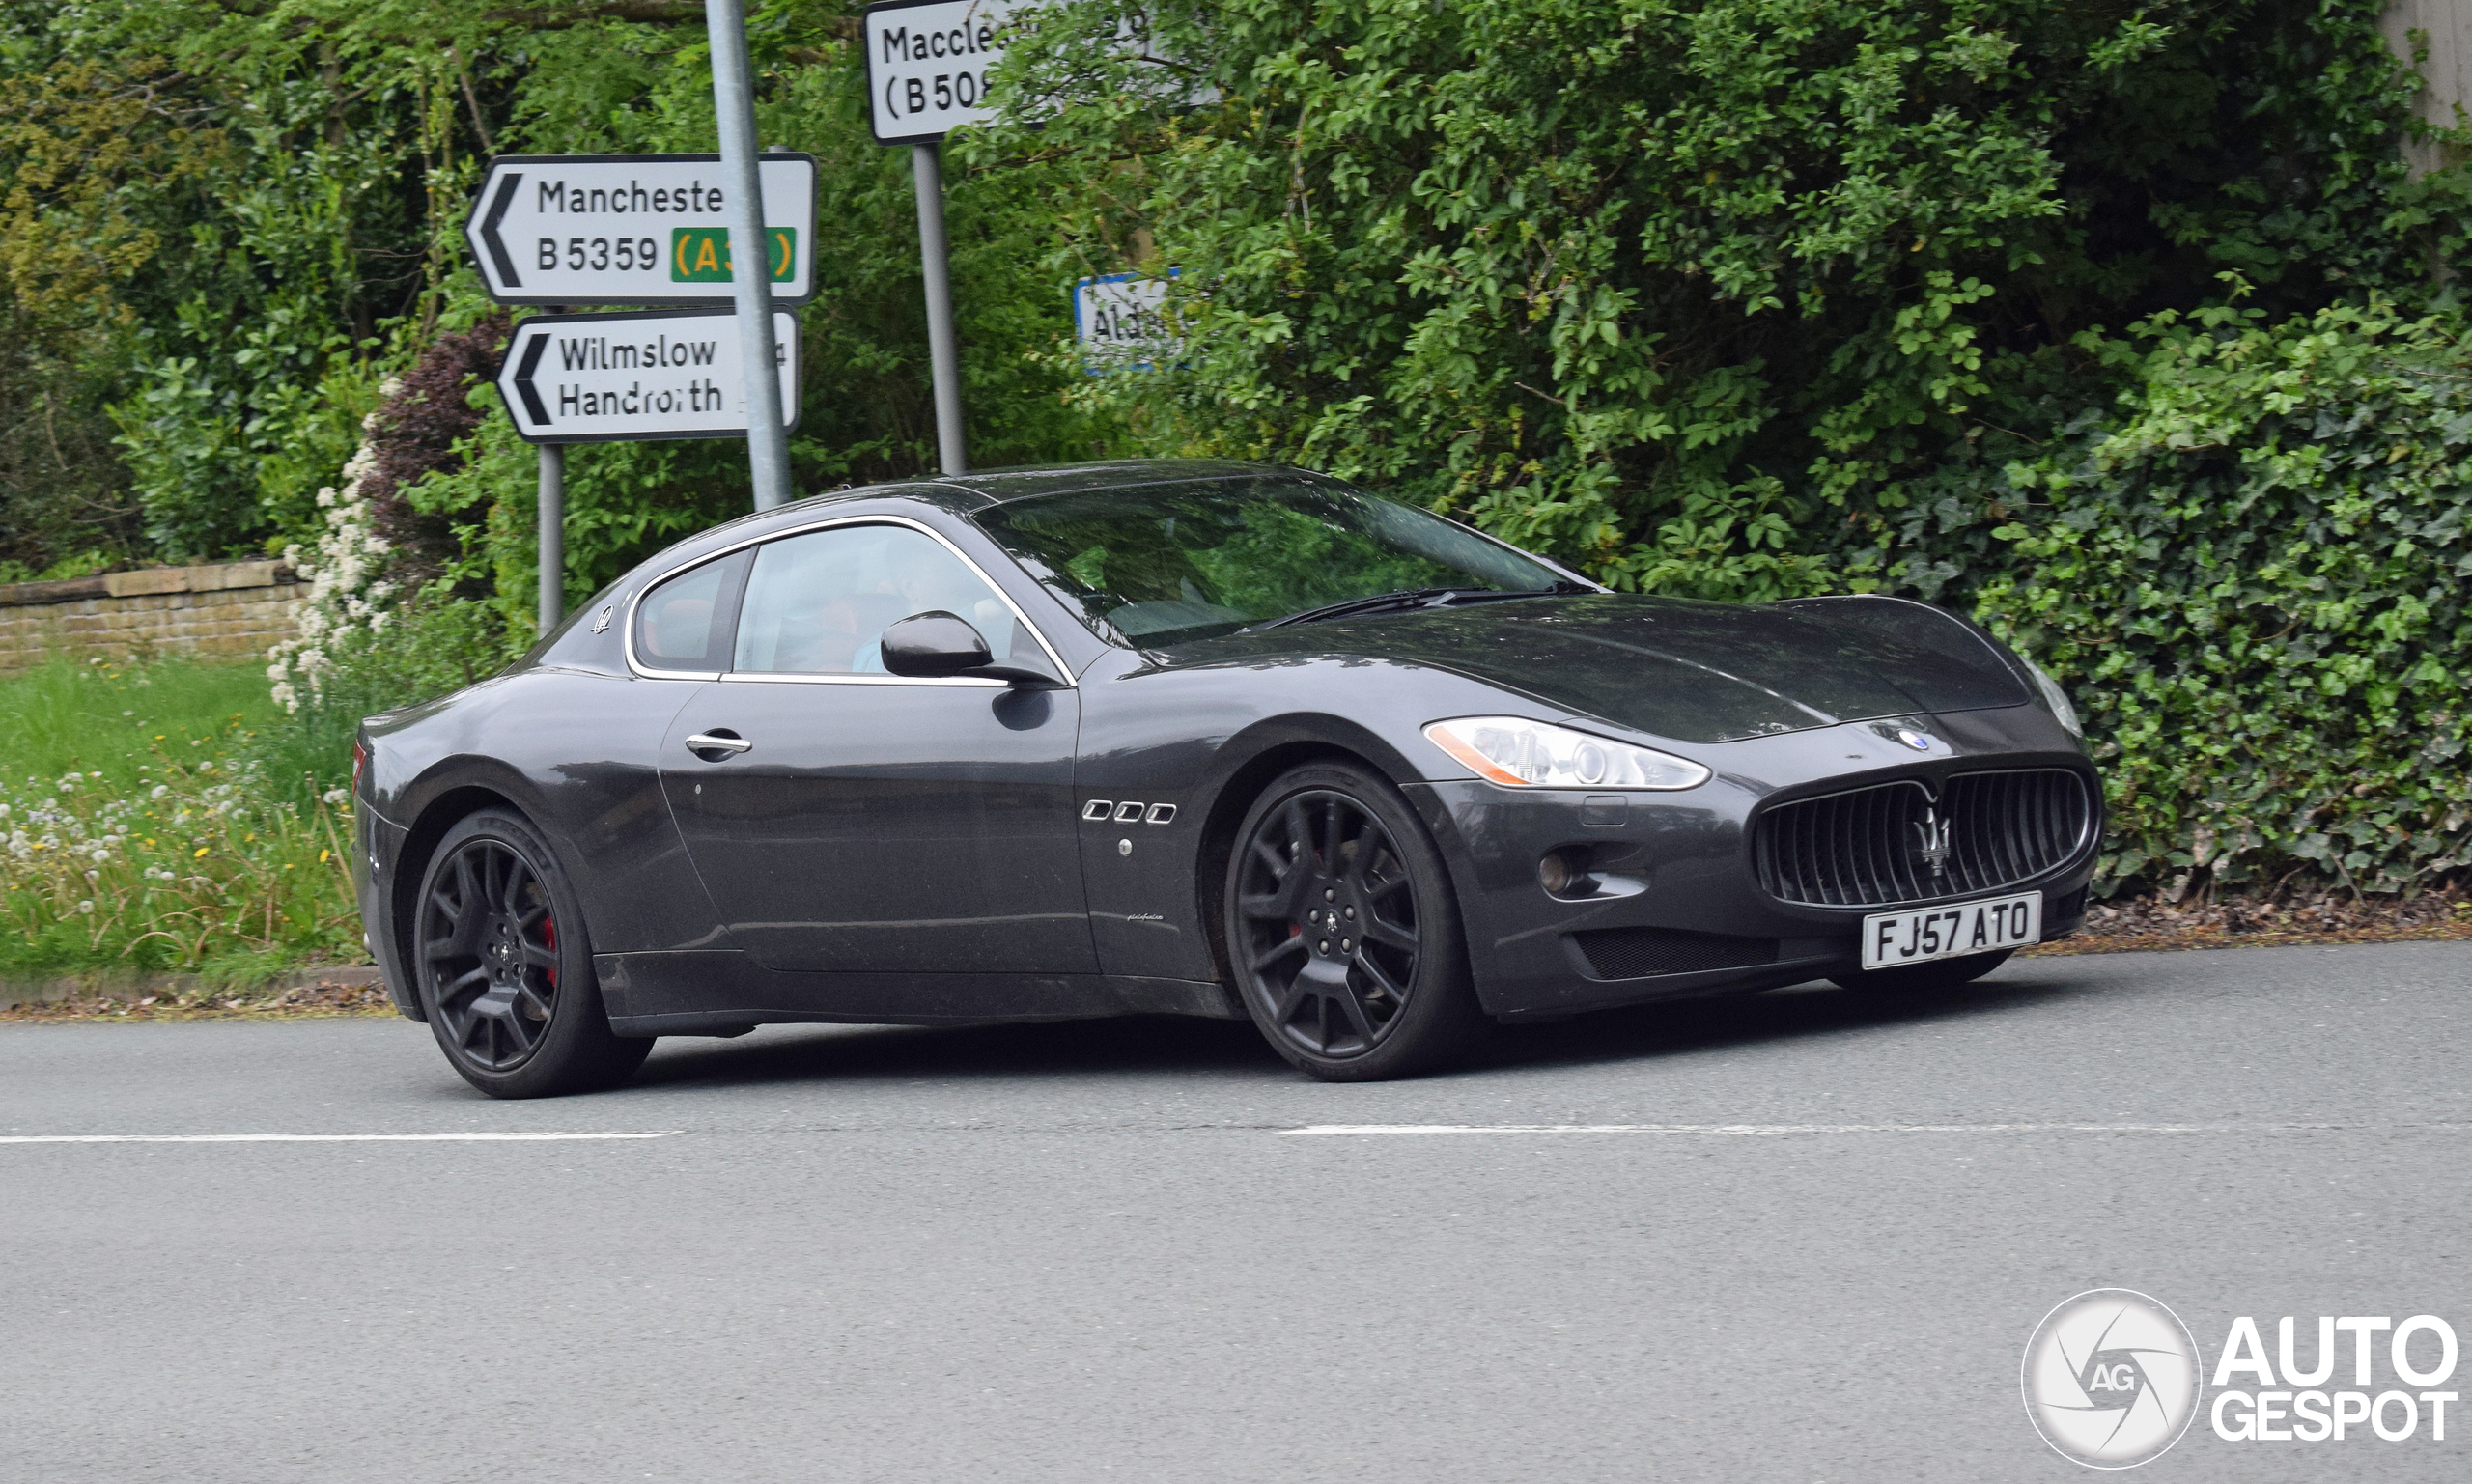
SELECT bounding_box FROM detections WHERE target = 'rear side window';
[632,551,748,670]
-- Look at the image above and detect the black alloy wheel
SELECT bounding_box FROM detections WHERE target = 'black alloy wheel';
[1225,763,1487,1079]
[422,834,561,1071]
[413,811,651,1098]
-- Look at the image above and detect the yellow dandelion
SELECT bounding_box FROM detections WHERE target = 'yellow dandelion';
[193,847,209,858]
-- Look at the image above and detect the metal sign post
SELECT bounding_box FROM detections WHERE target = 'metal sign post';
[705,0,795,511]
[538,444,565,630]
[912,144,967,475]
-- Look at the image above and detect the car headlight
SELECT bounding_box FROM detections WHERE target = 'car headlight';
[1423,716,1711,791]
[2022,658,2082,737]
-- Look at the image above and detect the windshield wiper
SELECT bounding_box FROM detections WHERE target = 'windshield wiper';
[1248,581,1588,630]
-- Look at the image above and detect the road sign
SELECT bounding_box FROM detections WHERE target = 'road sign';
[494,308,801,446]
[863,0,1028,145]
[464,154,818,306]
[1072,272,1176,371]
[863,0,1214,143]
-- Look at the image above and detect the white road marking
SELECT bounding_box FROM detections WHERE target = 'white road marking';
[1279,1122,2465,1136]
[0,1131,685,1144]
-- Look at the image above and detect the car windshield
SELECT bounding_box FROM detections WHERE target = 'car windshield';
[972,475,1567,646]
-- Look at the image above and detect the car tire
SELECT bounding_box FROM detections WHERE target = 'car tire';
[1828,946,2015,994]
[411,809,654,1099]
[1223,761,1490,1081]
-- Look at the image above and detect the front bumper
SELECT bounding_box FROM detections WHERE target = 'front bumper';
[1406,715,2099,1020]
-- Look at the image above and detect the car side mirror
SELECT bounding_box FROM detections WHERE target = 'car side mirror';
[879,611,1062,686]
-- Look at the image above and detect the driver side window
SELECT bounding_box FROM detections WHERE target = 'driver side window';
[732,523,1018,675]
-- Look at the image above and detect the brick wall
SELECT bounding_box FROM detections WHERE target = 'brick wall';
[0,561,304,674]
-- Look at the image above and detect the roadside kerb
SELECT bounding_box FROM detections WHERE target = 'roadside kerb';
[0,965,384,1011]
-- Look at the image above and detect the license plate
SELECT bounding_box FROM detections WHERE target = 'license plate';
[1861,891,2041,970]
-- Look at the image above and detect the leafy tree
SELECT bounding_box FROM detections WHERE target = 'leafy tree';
[992,0,2453,599]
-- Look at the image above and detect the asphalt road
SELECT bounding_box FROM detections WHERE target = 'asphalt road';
[3,941,2466,1483]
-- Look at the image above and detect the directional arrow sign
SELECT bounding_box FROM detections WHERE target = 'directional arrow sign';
[494,309,801,445]
[464,154,818,306]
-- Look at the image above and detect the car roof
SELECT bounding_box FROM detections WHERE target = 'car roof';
[626,460,1310,577]
[921,458,1300,506]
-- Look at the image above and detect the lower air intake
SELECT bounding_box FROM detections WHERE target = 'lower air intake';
[1570,927,1781,982]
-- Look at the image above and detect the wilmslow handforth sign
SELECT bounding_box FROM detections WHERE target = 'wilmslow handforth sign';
[464,154,819,306]
[494,308,801,445]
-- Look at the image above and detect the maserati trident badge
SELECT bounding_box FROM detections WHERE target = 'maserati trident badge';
[1913,808,1953,877]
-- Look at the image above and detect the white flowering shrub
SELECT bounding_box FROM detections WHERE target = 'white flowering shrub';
[267,383,401,714]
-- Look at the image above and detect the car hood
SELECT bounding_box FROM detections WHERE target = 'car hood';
[1156,593,2033,743]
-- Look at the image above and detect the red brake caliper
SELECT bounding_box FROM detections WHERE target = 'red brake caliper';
[542,913,558,988]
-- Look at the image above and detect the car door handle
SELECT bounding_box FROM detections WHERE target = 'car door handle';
[685,731,752,758]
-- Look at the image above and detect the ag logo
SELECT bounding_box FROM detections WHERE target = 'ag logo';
[2023,1289,2202,1469]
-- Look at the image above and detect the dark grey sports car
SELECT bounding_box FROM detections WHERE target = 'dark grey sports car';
[352,460,2098,1096]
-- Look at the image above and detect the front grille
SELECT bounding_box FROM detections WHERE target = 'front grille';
[1752,769,2093,908]
[1571,927,1780,981]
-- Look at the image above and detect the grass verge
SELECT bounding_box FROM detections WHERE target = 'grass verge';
[0,657,364,981]
[0,656,280,786]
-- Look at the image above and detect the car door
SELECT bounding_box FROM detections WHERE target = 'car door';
[657,518,1096,975]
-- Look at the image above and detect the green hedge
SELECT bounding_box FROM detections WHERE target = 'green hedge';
[1975,297,2472,897]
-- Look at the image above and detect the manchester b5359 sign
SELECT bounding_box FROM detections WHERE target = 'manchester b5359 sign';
[463,154,819,307]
